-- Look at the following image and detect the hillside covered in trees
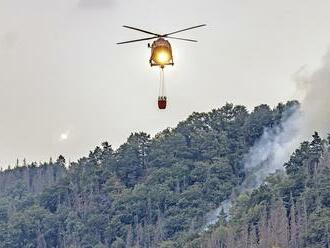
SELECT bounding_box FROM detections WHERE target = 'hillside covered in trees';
[189,132,330,248]
[1,101,328,248]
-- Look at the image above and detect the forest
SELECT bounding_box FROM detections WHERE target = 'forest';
[1,101,329,248]
[187,131,330,248]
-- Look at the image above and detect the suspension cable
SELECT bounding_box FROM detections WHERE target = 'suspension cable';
[159,67,165,98]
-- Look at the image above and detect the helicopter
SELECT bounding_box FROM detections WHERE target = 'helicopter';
[117,24,206,109]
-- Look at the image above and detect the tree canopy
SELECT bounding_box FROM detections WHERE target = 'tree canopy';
[0,101,307,248]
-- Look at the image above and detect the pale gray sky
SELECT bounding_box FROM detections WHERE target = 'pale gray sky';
[0,0,330,167]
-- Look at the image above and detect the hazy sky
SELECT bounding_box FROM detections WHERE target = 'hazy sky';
[1,0,330,167]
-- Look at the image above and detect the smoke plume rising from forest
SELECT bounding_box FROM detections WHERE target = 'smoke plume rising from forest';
[203,50,330,229]
[244,49,330,186]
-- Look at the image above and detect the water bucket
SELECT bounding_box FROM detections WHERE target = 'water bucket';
[158,97,167,109]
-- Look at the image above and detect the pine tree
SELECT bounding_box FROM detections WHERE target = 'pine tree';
[259,207,271,248]
[269,199,289,248]
[289,193,299,248]
[249,225,259,248]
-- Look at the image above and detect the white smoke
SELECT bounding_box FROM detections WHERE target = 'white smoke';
[299,50,330,137]
[202,109,302,230]
[203,199,231,231]
[242,107,302,188]
[202,49,330,230]
[244,49,330,185]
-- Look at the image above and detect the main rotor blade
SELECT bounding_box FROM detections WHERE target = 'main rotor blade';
[122,25,160,36]
[117,36,157,45]
[166,36,198,42]
[164,24,206,36]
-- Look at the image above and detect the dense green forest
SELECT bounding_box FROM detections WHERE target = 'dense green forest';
[188,132,330,248]
[2,101,328,248]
